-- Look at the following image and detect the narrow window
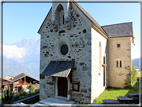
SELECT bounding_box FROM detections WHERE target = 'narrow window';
[120,61,122,67]
[99,42,101,70]
[116,60,118,67]
[63,15,64,24]
[117,44,120,48]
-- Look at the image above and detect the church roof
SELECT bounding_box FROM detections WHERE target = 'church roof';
[72,2,107,35]
[101,22,133,38]
[37,2,107,35]
[38,2,133,39]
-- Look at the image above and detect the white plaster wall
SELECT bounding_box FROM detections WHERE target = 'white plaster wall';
[91,28,107,102]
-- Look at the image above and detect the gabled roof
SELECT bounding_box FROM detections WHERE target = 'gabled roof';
[38,2,133,40]
[0,78,13,85]
[9,73,39,82]
[38,2,107,37]
[101,22,133,38]
[0,78,13,82]
[72,2,107,35]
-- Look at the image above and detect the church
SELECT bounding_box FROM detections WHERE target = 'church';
[38,0,134,103]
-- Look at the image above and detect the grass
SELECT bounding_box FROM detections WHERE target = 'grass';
[93,83,138,104]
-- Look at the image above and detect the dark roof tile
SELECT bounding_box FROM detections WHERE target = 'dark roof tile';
[9,73,26,82]
[101,22,133,38]
[42,61,75,77]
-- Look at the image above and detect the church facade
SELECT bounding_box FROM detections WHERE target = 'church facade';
[38,0,134,103]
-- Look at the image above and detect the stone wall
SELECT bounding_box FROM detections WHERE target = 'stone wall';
[39,4,92,103]
[91,28,107,102]
[108,37,132,88]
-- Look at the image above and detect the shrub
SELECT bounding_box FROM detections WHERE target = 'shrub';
[124,65,138,87]
[131,65,138,86]
[3,90,14,104]
[29,83,35,94]
[20,88,24,95]
[13,95,20,101]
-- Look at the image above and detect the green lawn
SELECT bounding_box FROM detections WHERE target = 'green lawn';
[93,83,138,104]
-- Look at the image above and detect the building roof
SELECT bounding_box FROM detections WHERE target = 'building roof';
[72,2,107,35]
[101,22,133,38]
[38,2,107,36]
[42,61,75,77]
[0,78,13,85]
[9,73,39,82]
[38,2,133,40]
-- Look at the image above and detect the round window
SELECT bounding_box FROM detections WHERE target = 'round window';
[60,44,68,56]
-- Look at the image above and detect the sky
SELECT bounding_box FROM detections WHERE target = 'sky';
[3,1,141,59]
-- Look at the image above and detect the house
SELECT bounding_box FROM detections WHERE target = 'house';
[38,0,134,103]
[0,78,13,93]
[5,73,39,93]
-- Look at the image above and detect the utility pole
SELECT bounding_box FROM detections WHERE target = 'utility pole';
[24,59,26,85]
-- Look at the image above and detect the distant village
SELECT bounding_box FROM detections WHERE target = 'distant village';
[0,73,39,94]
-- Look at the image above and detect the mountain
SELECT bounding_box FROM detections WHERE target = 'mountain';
[3,56,30,77]
[3,38,40,79]
[3,38,141,79]
[132,57,142,71]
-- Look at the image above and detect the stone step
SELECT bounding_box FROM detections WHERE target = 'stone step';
[127,93,141,98]
[117,96,133,101]
[117,96,134,104]
[102,99,120,104]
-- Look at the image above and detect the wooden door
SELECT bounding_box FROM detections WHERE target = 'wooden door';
[58,77,67,97]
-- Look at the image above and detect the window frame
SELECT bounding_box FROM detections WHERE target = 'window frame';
[117,43,121,48]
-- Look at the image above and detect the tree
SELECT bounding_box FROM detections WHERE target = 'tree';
[29,82,35,94]
[124,65,138,87]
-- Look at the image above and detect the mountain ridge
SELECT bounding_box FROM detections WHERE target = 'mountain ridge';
[3,38,141,79]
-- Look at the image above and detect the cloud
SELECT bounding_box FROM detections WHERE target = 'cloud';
[3,45,27,59]
[132,53,140,59]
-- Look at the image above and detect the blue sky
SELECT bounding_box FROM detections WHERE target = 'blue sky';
[3,2,140,59]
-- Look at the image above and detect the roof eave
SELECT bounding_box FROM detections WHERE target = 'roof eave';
[38,7,52,34]
[92,24,108,39]
[109,36,133,39]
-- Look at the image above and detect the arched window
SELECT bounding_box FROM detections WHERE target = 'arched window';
[63,15,64,24]
[55,4,64,26]
[116,60,118,67]
[99,42,101,70]
[120,60,122,67]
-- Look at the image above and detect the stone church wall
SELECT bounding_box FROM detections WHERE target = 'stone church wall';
[39,6,92,103]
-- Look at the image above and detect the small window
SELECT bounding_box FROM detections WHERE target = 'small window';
[117,44,120,48]
[60,44,68,56]
[116,60,118,67]
[63,15,64,24]
[120,61,122,67]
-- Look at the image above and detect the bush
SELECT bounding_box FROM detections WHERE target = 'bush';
[3,90,14,104]
[20,88,24,95]
[29,83,35,94]
[124,65,138,87]
[12,95,20,101]
[131,65,138,86]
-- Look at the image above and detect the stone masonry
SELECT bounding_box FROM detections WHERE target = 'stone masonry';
[40,4,92,103]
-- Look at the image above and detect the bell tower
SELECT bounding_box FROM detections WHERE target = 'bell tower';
[51,0,75,25]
